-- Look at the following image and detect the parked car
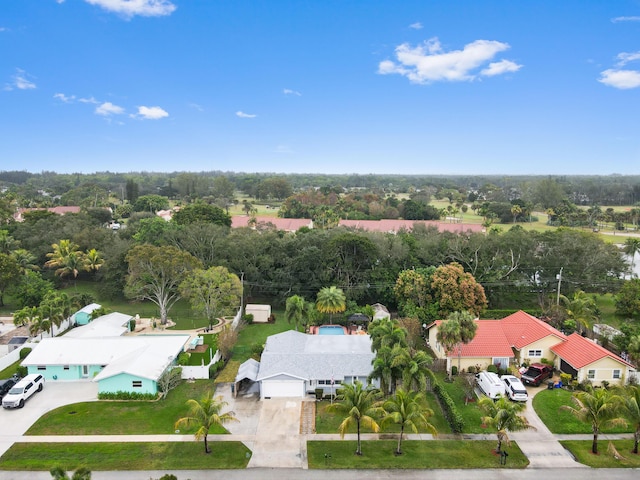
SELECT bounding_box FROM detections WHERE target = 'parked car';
[520,363,553,386]
[476,371,506,399]
[501,374,528,401]
[0,376,18,400]
[2,374,44,409]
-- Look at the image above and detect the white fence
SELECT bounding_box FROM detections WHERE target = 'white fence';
[181,349,222,380]
[0,343,33,372]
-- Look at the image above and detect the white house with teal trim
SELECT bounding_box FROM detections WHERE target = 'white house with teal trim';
[21,335,189,395]
[71,303,102,326]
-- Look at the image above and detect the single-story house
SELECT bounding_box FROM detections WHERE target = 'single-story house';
[21,334,189,395]
[551,333,636,385]
[246,304,271,323]
[256,330,377,399]
[66,312,132,338]
[71,303,102,326]
[427,310,635,386]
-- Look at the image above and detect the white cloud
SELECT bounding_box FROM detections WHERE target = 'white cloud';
[54,93,75,102]
[188,102,204,111]
[134,105,169,119]
[481,59,522,76]
[378,37,521,84]
[79,96,99,104]
[95,102,125,116]
[7,68,37,90]
[409,22,423,30]
[85,0,176,18]
[616,51,640,66]
[598,69,640,89]
[236,111,257,118]
[611,16,640,23]
[283,88,301,96]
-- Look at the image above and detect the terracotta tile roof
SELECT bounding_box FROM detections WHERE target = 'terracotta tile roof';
[338,219,483,234]
[458,320,514,357]
[500,310,566,349]
[231,216,312,231]
[550,333,635,369]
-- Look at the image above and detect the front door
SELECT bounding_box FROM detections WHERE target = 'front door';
[82,365,89,378]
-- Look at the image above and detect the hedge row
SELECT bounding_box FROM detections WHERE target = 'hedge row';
[97,391,157,401]
[480,309,543,319]
[432,381,465,434]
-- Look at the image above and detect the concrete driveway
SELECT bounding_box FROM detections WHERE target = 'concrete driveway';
[0,381,97,457]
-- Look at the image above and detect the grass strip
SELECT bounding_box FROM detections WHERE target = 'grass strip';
[307,440,528,469]
[0,442,251,471]
[560,440,640,468]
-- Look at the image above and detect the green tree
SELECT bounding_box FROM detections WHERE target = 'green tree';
[381,389,437,455]
[436,311,477,379]
[179,266,241,328]
[50,466,91,480]
[284,295,306,331]
[174,391,238,454]
[316,286,346,324]
[624,237,640,274]
[393,348,433,393]
[430,263,487,318]
[13,270,54,308]
[0,253,21,307]
[44,239,86,283]
[368,318,408,353]
[622,385,640,454]
[125,245,202,324]
[326,381,383,456]
[560,290,598,334]
[615,279,640,318]
[84,248,104,275]
[10,248,39,273]
[478,396,534,452]
[561,387,626,454]
[368,345,398,396]
[133,194,170,213]
[172,202,232,227]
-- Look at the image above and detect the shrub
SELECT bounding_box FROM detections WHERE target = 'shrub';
[487,364,498,374]
[314,388,323,400]
[208,360,225,379]
[451,366,458,376]
[433,381,465,434]
[467,365,476,374]
[243,313,254,324]
[16,366,28,377]
[19,347,32,359]
[251,343,264,358]
[268,314,276,323]
[560,373,572,386]
[177,352,190,366]
[98,391,157,401]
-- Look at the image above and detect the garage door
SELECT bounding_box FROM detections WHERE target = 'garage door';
[261,380,304,398]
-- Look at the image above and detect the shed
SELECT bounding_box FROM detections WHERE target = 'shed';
[246,304,271,323]
[72,303,102,326]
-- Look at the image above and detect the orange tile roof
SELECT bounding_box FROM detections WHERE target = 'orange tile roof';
[550,333,634,369]
[231,216,312,231]
[500,310,566,349]
[457,320,514,357]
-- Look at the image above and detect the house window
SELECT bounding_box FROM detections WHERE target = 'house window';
[63,365,70,370]
[613,369,621,379]
[587,370,596,380]
[37,366,46,371]
[334,380,342,385]
[132,381,143,388]
[527,350,542,357]
[318,380,326,385]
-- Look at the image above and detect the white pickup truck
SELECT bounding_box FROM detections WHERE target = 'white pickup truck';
[2,374,45,409]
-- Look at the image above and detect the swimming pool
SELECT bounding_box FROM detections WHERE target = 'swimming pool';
[318,325,345,335]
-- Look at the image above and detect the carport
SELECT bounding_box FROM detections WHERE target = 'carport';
[233,358,260,398]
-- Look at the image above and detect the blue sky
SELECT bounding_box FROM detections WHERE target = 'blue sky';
[2,0,640,175]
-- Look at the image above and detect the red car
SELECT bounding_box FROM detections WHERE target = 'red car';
[520,363,553,386]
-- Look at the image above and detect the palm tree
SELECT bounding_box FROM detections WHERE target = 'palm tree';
[381,388,437,455]
[478,396,534,452]
[316,286,346,324]
[326,380,383,456]
[45,239,86,283]
[622,385,640,454]
[39,295,64,337]
[436,311,477,380]
[560,290,598,335]
[84,248,104,274]
[50,466,91,480]
[13,306,38,327]
[174,391,238,454]
[393,349,433,393]
[284,295,306,331]
[368,318,407,353]
[10,248,39,273]
[561,387,626,454]
[624,237,640,275]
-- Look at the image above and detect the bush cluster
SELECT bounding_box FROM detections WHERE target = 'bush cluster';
[97,391,157,401]
[19,347,32,359]
[433,381,465,434]
[208,359,225,379]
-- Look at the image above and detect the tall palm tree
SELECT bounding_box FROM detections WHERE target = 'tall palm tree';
[393,349,433,393]
[369,318,407,353]
[560,290,598,335]
[50,466,91,480]
[369,345,404,396]
[174,391,238,454]
[284,295,306,331]
[478,396,534,452]
[45,240,86,284]
[381,388,437,455]
[436,311,477,379]
[561,387,626,454]
[316,286,346,324]
[10,248,39,273]
[38,295,64,337]
[84,248,104,275]
[624,237,640,275]
[622,385,640,454]
[326,380,383,456]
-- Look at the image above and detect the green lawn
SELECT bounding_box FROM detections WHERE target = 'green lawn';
[561,440,640,468]
[0,359,22,379]
[533,388,633,434]
[0,441,251,471]
[307,440,528,469]
[435,374,486,433]
[25,380,227,436]
[314,392,450,435]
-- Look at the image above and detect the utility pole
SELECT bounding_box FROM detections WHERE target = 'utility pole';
[556,267,563,306]
[240,271,245,315]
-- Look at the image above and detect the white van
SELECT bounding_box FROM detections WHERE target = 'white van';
[476,371,505,399]
[2,374,44,409]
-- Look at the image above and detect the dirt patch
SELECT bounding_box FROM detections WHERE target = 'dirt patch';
[191,344,210,353]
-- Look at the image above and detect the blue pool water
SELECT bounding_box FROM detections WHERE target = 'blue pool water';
[318,325,345,335]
